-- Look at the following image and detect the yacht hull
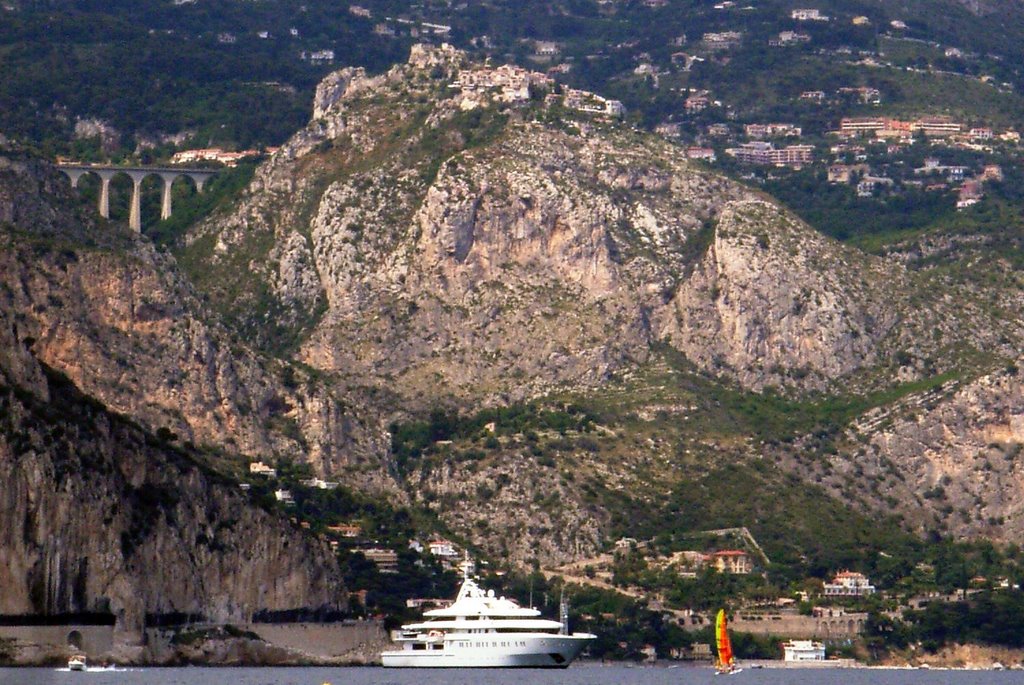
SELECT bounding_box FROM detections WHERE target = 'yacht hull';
[382,634,592,668]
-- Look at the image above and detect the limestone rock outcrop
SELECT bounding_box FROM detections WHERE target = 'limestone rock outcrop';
[0,148,356,641]
[0,338,346,638]
[188,45,905,405]
[833,364,1024,540]
[0,151,390,483]
[664,200,901,390]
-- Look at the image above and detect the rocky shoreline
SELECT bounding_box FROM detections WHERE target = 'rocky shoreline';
[6,642,1024,669]
[0,621,390,667]
[881,643,1024,670]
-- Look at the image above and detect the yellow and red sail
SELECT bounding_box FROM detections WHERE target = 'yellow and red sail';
[715,609,735,670]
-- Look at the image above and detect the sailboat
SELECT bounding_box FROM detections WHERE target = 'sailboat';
[714,609,742,675]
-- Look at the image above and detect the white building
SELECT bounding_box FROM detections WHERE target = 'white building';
[686,147,717,161]
[615,537,638,550]
[301,477,340,489]
[783,640,826,661]
[249,461,277,477]
[429,538,459,558]
[300,49,335,64]
[534,41,561,57]
[823,571,875,596]
[791,8,829,21]
[702,31,742,48]
[274,489,294,504]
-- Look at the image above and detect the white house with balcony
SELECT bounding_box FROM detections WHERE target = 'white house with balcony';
[823,571,875,596]
[429,538,459,558]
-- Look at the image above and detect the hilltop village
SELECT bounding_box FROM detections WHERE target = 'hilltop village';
[331,3,1023,218]
[48,0,1024,228]
[156,44,1017,215]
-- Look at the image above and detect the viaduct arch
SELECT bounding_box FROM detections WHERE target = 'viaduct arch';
[58,164,218,232]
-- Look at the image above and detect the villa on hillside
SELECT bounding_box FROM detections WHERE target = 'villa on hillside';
[429,538,458,558]
[702,31,742,49]
[710,550,752,574]
[171,147,271,167]
[823,570,875,596]
[745,123,801,138]
[326,523,362,537]
[791,8,829,20]
[364,548,399,573]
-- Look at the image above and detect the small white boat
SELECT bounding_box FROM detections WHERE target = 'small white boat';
[68,655,87,671]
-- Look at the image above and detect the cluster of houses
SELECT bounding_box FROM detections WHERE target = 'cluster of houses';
[457,64,552,105]
[350,5,454,40]
[246,460,340,504]
[371,16,452,40]
[170,147,276,167]
[615,537,758,576]
[245,459,474,581]
[614,538,883,601]
[836,116,1018,145]
[350,536,472,575]
[677,104,1014,207]
[828,134,1005,207]
[455,62,625,117]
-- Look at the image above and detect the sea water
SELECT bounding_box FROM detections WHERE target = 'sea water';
[0,664,1019,685]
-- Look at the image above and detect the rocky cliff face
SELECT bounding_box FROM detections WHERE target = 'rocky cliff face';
[825,363,1024,540]
[7,41,1024,586]
[185,45,908,404]
[0,149,356,643]
[403,447,607,566]
[661,200,903,391]
[0,344,346,639]
[0,150,391,483]
[171,44,1024,552]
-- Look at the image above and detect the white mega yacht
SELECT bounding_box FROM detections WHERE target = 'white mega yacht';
[381,576,596,668]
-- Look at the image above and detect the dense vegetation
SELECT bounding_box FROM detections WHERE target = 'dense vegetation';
[4,0,1024,155]
[0,0,409,155]
[863,590,1024,656]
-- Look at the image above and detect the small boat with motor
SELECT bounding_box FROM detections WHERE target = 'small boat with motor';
[68,655,87,671]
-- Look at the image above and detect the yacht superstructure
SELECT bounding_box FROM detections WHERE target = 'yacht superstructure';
[381,577,595,668]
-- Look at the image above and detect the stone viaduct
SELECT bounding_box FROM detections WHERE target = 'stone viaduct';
[57,164,218,232]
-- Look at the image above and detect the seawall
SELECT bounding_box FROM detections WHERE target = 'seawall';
[0,620,388,665]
